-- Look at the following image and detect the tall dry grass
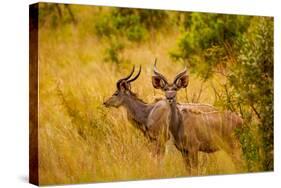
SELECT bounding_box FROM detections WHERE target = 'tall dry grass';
[38,5,246,185]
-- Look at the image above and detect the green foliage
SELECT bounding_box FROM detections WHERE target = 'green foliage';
[95,8,167,42]
[95,11,146,42]
[170,13,251,78]
[94,7,168,65]
[38,4,76,28]
[178,13,250,55]
[104,37,125,64]
[205,17,273,171]
[228,17,274,171]
[235,123,261,171]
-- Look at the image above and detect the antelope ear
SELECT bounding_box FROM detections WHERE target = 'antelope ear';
[175,74,189,89]
[152,75,166,90]
[118,80,130,91]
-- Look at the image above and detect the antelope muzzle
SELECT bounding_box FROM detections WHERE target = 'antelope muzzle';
[165,90,176,104]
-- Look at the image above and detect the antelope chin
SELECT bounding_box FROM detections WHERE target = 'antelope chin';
[167,98,175,104]
[103,102,114,108]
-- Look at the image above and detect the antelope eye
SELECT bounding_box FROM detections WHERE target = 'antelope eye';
[113,92,118,96]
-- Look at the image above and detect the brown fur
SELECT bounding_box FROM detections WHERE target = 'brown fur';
[152,64,244,173]
[170,102,243,174]
[105,90,218,158]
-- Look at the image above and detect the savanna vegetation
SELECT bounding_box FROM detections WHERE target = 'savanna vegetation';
[37,3,273,185]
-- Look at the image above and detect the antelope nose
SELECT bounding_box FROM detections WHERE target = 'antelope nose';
[165,91,176,103]
[166,97,173,101]
[166,91,176,99]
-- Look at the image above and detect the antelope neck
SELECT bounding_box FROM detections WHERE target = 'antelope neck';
[123,94,152,126]
[169,100,182,141]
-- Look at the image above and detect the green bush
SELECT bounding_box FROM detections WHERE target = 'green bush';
[228,17,273,171]
[95,7,167,42]
[170,13,251,78]
[103,37,125,64]
[94,7,169,65]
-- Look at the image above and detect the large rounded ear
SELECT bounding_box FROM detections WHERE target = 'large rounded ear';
[118,80,130,91]
[175,74,189,89]
[152,75,167,90]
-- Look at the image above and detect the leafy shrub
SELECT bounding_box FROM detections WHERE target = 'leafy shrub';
[228,17,273,171]
[235,123,261,171]
[103,37,125,64]
[95,7,167,42]
[170,13,251,78]
[95,7,168,65]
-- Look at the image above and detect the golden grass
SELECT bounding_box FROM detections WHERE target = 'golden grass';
[37,5,247,185]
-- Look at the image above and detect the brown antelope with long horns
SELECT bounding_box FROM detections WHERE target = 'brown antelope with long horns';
[103,65,218,159]
[152,62,243,174]
[103,66,170,157]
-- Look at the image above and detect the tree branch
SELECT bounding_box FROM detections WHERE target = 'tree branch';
[250,104,261,120]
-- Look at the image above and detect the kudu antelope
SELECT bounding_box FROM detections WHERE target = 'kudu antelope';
[103,65,217,158]
[152,64,243,173]
[103,66,170,157]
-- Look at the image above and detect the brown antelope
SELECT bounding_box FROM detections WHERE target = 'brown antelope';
[103,66,170,157]
[103,65,217,158]
[152,63,243,173]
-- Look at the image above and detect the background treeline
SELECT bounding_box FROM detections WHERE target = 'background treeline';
[37,3,273,184]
